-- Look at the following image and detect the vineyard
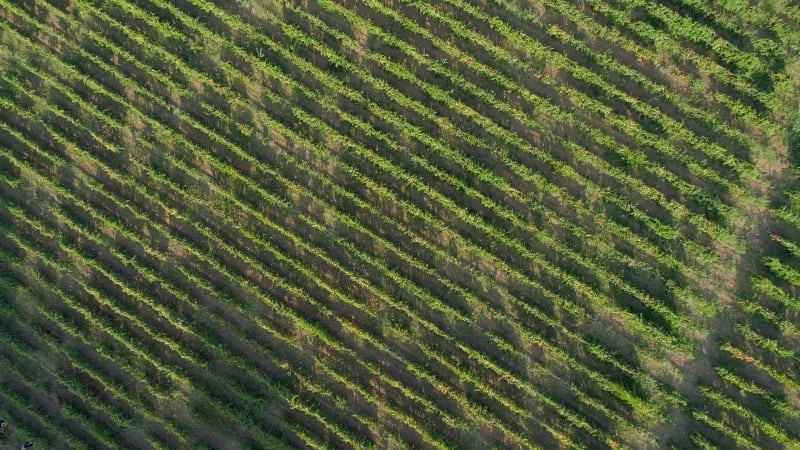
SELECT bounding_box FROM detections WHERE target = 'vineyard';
[0,0,799,448]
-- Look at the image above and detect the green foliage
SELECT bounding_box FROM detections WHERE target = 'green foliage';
[0,0,799,447]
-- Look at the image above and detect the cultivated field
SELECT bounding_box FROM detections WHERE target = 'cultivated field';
[1,0,800,448]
